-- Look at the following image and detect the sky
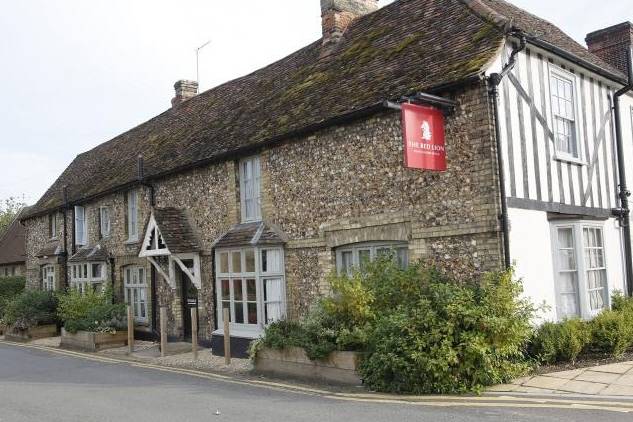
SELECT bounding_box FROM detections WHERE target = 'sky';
[0,0,631,205]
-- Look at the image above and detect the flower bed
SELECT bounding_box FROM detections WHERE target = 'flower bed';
[4,324,58,342]
[60,328,127,352]
[255,346,362,386]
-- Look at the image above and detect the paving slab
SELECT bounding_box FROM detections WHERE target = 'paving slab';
[558,380,608,395]
[574,370,622,384]
[613,374,633,387]
[542,369,584,380]
[523,376,569,390]
[588,363,633,374]
[599,384,633,396]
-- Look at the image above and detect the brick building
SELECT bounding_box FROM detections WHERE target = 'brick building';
[20,0,633,356]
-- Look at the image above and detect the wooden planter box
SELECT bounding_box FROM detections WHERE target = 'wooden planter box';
[60,328,128,352]
[255,347,363,386]
[4,324,58,342]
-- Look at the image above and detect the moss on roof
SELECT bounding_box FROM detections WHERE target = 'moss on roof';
[28,0,618,219]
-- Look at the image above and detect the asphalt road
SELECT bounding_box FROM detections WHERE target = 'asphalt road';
[0,342,632,422]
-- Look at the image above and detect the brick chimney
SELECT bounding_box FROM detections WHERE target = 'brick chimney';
[586,22,633,75]
[171,80,199,107]
[321,0,378,50]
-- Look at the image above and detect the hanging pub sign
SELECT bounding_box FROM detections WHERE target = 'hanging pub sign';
[401,103,447,171]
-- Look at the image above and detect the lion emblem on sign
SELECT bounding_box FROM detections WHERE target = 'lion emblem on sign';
[421,120,432,142]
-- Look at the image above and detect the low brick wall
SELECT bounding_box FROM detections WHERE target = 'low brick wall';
[60,328,128,352]
[4,324,58,342]
[255,347,362,386]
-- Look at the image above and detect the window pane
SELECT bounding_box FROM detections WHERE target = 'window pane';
[231,251,242,273]
[234,303,244,324]
[221,280,230,300]
[219,252,229,274]
[341,251,353,274]
[358,250,371,270]
[247,303,258,324]
[245,249,255,273]
[246,279,256,301]
[558,272,580,318]
[234,280,243,301]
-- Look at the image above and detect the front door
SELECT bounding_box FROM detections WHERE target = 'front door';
[180,268,199,341]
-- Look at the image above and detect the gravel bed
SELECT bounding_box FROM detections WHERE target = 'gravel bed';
[151,349,253,375]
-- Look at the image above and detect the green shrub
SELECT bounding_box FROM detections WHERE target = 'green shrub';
[529,319,591,364]
[257,258,535,394]
[57,288,126,334]
[589,309,633,358]
[2,290,58,330]
[612,291,633,314]
[359,268,534,394]
[0,276,26,319]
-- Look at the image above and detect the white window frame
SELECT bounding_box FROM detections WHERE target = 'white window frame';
[124,266,148,323]
[127,190,139,242]
[550,221,609,320]
[69,261,106,294]
[335,241,409,276]
[239,156,262,223]
[548,65,583,163]
[74,206,87,246]
[49,213,57,239]
[100,206,111,238]
[214,246,285,337]
[42,265,55,291]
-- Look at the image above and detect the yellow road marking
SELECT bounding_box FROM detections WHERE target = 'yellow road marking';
[2,339,632,413]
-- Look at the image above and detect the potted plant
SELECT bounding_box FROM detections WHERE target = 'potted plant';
[3,290,58,341]
[58,288,128,352]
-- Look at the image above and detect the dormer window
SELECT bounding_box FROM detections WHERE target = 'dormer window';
[240,156,261,222]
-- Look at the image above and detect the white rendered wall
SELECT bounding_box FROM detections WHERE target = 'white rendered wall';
[508,207,626,323]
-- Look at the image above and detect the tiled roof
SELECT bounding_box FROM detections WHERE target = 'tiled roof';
[35,242,63,258]
[0,212,26,265]
[68,244,109,262]
[213,222,287,249]
[150,208,200,254]
[23,0,623,220]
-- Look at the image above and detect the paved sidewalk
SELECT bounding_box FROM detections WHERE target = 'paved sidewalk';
[490,362,633,396]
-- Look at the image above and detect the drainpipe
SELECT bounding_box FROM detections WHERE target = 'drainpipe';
[613,48,633,297]
[488,33,527,269]
[62,186,69,289]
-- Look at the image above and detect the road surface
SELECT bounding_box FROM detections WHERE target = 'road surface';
[0,342,632,421]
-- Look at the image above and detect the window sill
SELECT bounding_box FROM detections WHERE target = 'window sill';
[212,328,263,339]
[124,239,140,245]
[554,155,586,166]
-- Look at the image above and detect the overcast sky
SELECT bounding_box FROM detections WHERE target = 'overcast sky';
[0,0,631,205]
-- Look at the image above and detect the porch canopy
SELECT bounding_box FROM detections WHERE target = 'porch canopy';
[138,208,202,289]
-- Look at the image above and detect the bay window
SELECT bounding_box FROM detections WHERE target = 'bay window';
[70,262,106,294]
[551,222,609,320]
[215,247,285,335]
[124,266,147,323]
[336,242,409,275]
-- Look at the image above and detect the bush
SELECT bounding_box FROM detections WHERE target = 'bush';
[257,258,535,394]
[57,288,126,334]
[529,319,591,364]
[589,309,633,358]
[0,276,26,320]
[2,290,57,330]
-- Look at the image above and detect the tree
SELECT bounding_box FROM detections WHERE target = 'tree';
[0,197,27,236]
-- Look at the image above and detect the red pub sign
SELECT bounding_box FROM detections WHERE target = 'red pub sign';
[401,103,447,171]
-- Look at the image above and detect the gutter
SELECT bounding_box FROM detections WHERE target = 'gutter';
[612,48,633,297]
[22,76,479,221]
[488,32,528,269]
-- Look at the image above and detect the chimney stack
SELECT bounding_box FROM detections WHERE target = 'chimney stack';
[586,22,633,75]
[171,80,199,107]
[320,0,378,51]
